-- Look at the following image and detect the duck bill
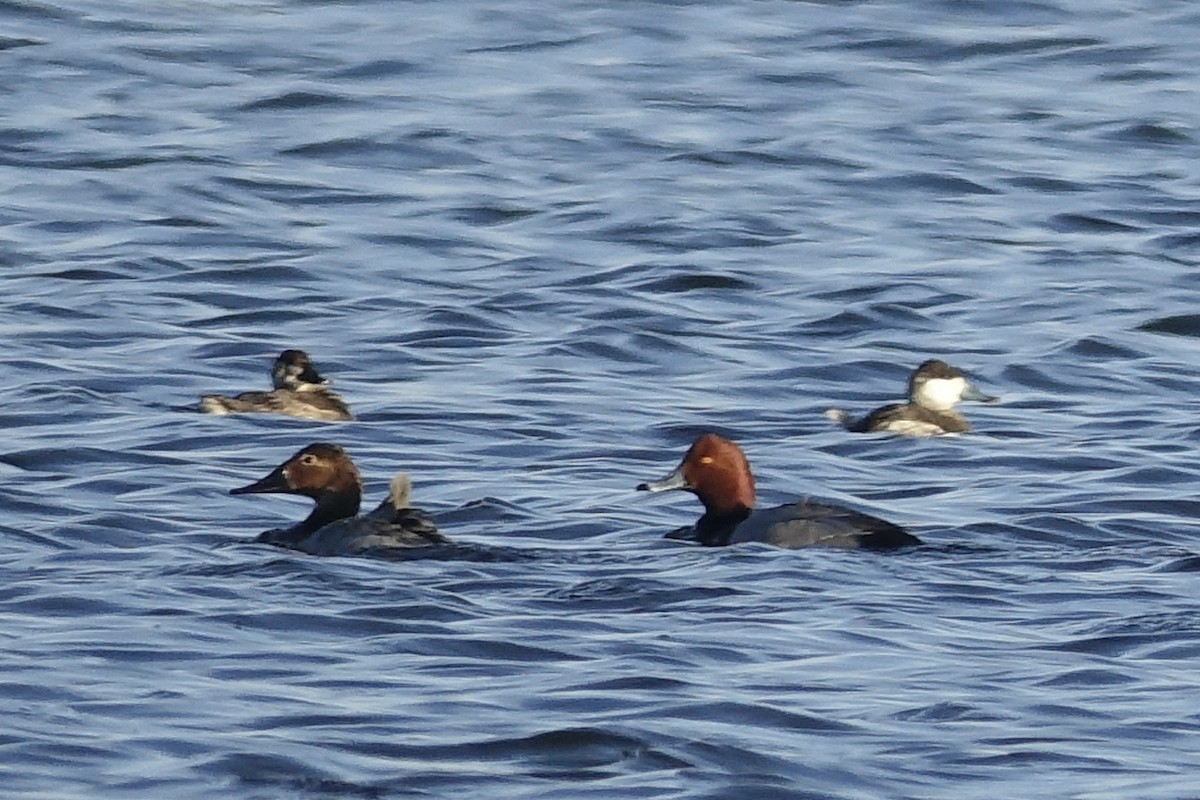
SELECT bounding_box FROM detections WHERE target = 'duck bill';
[297,363,330,387]
[962,383,998,403]
[230,466,290,495]
[636,465,689,493]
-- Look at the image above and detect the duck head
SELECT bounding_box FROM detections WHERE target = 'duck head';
[637,432,756,516]
[231,442,362,516]
[909,359,997,410]
[272,349,331,392]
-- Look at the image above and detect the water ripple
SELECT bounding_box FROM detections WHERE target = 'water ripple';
[5,0,1200,798]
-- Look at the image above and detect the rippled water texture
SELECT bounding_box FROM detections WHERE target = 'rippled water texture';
[4,0,1200,797]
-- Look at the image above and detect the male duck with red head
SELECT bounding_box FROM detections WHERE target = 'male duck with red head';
[637,433,919,549]
[231,442,447,556]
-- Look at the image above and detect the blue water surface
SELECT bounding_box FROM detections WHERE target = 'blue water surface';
[3,0,1200,797]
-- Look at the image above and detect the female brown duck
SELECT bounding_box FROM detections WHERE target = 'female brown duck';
[231,443,447,555]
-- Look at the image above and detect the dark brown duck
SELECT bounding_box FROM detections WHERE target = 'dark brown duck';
[231,443,447,556]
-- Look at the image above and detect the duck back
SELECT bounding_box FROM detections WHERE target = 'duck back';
[850,403,970,436]
[266,512,448,556]
[201,388,352,421]
[671,499,919,549]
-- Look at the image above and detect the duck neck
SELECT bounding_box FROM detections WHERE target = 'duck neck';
[694,505,752,546]
[292,489,361,538]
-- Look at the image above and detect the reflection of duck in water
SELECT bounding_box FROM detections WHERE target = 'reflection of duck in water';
[638,433,918,549]
[200,349,353,422]
[826,359,997,436]
[231,442,447,556]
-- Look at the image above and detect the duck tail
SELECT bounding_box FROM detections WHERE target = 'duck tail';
[362,473,414,520]
[199,395,234,415]
[824,408,853,428]
[384,472,413,510]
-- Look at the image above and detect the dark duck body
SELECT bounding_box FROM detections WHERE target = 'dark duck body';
[826,358,997,436]
[201,349,353,422]
[637,433,918,550]
[231,443,447,556]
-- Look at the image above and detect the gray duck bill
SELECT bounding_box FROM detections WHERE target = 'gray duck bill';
[636,465,688,493]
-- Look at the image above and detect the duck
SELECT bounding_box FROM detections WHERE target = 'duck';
[825,359,996,436]
[230,442,448,555]
[200,349,353,422]
[637,433,918,549]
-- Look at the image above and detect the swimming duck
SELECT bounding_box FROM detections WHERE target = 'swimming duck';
[826,359,996,436]
[230,442,447,555]
[200,349,353,422]
[637,433,918,549]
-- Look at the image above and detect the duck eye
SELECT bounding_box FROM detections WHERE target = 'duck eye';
[300,454,318,466]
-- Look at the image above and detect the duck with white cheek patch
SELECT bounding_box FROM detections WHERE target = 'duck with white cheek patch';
[826,359,997,436]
